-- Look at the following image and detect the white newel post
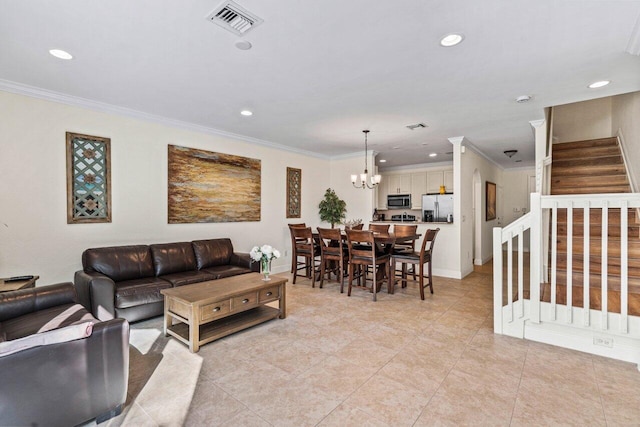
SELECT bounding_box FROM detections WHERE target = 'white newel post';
[529,192,541,323]
[493,226,504,334]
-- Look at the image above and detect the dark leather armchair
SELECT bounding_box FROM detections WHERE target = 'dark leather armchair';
[0,283,129,426]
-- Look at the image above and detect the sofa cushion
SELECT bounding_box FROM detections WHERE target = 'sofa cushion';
[114,277,172,309]
[150,242,197,276]
[202,265,252,279]
[83,245,154,282]
[0,303,97,341]
[192,239,234,270]
[159,271,215,287]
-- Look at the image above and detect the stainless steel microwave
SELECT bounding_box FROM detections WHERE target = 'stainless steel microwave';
[387,194,411,208]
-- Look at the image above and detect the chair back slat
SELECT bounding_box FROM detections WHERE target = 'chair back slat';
[317,227,344,257]
[420,228,440,261]
[369,223,390,233]
[346,229,375,260]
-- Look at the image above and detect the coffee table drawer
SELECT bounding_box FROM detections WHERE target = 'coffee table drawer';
[232,291,258,312]
[201,299,231,322]
[259,286,280,302]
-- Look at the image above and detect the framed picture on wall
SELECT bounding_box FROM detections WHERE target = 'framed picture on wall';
[286,167,302,218]
[486,181,496,221]
[66,132,112,224]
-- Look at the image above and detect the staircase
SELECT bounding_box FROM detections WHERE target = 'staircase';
[546,137,640,315]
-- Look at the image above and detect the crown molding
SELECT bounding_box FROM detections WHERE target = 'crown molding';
[0,79,332,160]
[450,136,504,170]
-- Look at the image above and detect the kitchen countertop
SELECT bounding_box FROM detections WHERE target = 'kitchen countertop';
[371,220,453,225]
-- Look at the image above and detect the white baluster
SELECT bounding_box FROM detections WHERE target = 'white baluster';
[508,232,513,322]
[518,226,524,319]
[601,201,608,330]
[584,201,590,326]
[551,202,558,320]
[621,201,628,333]
[493,227,504,334]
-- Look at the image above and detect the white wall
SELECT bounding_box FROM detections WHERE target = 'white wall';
[329,156,375,226]
[0,91,330,284]
[611,91,640,191]
[460,144,502,273]
[553,96,612,143]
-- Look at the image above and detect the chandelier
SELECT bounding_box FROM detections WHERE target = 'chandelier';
[351,130,381,189]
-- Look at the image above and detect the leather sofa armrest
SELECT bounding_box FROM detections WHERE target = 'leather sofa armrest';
[0,317,129,426]
[74,271,117,321]
[231,252,259,272]
[0,283,76,322]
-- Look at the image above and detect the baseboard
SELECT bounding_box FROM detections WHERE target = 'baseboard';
[524,321,640,367]
[433,268,462,279]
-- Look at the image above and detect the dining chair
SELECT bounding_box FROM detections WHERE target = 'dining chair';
[391,224,418,282]
[391,228,440,300]
[290,226,320,287]
[288,223,307,274]
[368,223,390,233]
[317,227,348,292]
[350,223,364,230]
[345,229,391,301]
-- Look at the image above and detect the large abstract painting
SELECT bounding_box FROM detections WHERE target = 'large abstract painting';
[168,145,261,223]
[66,132,111,224]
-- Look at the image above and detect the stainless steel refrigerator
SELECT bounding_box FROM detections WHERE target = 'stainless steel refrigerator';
[422,193,454,222]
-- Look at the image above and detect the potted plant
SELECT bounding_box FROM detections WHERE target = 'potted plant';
[318,188,346,228]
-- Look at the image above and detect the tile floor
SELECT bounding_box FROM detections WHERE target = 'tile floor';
[101,267,640,426]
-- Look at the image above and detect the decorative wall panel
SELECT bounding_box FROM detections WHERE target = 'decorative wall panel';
[286,167,301,218]
[66,132,111,223]
[168,145,261,223]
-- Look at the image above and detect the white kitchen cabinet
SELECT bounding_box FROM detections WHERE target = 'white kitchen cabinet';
[444,170,454,192]
[410,172,426,209]
[426,169,453,193]
[387,174,411,194]
[376,181,387,209]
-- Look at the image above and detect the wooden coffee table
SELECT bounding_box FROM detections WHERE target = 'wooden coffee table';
[161,273,287,352]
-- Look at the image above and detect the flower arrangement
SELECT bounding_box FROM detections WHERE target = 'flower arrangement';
[343,218,363,229]
[250,245,280,280]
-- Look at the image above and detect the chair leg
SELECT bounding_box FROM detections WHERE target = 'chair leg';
[347,263,354,296]
[319,258,326,288]
[339,259,345,293]
[293,256,299,284]
[388,260,394,294]
[311,256,316,288]
[419,262,425,300]
[372,262,377,302]
[428,260,434,294]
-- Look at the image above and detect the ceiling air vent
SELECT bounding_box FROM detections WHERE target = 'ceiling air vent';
[206,1,263,36]
[406,123,428,130]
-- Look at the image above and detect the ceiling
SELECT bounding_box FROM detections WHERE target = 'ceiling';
[1,1,640,169]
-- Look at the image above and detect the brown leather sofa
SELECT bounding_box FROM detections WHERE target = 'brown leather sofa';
[0,283,129,426]
[74,238,258,322]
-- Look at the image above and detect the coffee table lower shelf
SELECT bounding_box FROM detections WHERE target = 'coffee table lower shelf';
[166,305,280,348]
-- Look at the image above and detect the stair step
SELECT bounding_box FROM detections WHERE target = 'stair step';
[552,155,623,171]
[550,174,629,189]
[551,185,630,195]
[553,145,621,161]
[556,236,640,258]
[556,223,639,238]
[551,163,627,177]
[553,269,640,293]
[552,137,618,151]
[556,208,638,224]
[556,254,640,277]
[539,282,640,316]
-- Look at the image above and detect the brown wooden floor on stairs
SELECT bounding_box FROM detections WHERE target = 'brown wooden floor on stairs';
[548,136,640,315]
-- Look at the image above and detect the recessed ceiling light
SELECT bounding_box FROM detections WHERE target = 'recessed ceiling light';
[440,33,464,47]
[240,110,253,116]
[49,49,73,60]
[429,153,437,157]
[588,80,610,89]
[393,146,400,150]
[421,142,428,146]
[235,39,252,50]
[379,159,387,163]
[516,95,531,103]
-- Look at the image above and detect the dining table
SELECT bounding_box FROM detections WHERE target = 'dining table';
[311,230,422,285]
